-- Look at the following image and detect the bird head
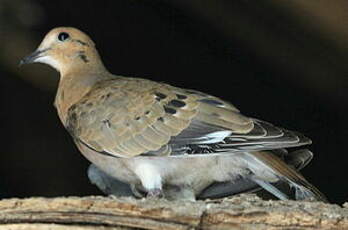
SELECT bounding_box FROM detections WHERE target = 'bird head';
[20,27,105,75]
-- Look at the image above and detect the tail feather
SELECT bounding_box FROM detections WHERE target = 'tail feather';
[285,149,313,170]
[251,177,289,200]
[245,150,328,202]
[198,149,325,201]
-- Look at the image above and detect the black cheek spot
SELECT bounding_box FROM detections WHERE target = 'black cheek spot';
[77,51,89,63]
[135,116,141,120]
[79,54,89,63]
[74,39,89,46]
[168,99,186,108]
[145,111,151,115]
[164,106,176,115]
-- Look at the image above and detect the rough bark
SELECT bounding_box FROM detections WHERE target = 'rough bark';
[0,194,347,230]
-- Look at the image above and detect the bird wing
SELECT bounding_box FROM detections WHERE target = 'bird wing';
[65,77,254,157]
[66,77,310,158]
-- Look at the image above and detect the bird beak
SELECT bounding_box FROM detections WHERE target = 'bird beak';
[19,48,49,66]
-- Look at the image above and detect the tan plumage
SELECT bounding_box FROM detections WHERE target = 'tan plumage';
[20,27,327,202]
[66,77,253,157]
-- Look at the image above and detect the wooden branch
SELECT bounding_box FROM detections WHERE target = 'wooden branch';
[0,194,347,230]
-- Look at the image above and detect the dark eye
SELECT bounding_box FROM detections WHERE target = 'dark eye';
[58,32,70,41]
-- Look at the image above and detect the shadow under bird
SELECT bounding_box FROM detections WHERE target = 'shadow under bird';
[20,27,327,202]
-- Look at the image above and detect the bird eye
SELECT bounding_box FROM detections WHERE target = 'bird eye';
[58,32,70,42]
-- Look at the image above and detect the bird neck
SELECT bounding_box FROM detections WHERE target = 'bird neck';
[58,49,108,77]
[54,66,112,125]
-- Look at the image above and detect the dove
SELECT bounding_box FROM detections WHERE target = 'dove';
[20,27,327,202]
[87,148,318,200]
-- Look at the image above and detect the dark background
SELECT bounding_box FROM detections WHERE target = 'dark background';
[0,0,347,204]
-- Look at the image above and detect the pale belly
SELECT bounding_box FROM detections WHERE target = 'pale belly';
[76,142,250,193]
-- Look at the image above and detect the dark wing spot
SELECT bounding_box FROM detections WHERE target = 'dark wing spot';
[199,98,224,106]
[176,94,187,100]
[168,99,186,108]
[102,119,111,128]
[157,117,164,122]
[106,93,112,99]
[155,92,167,101]
[135,116,141,120]
[145,111,151,115]
[164,106,176,114]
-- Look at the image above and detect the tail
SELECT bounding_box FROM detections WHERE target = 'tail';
[244,150,328,202]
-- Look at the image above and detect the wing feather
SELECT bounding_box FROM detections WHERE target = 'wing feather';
[66,77,311,158]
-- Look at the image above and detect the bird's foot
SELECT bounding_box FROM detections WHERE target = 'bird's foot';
[147,188,163,199]
[130,184,146,198]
